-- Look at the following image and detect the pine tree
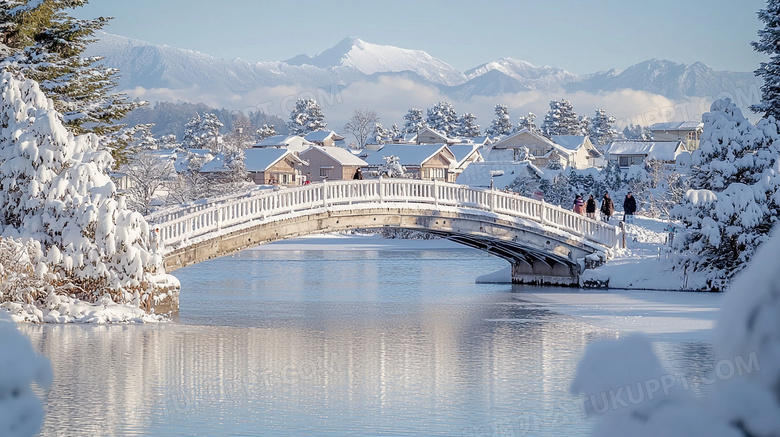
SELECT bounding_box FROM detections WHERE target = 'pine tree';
[373,122,390,144]
[589,109,618,146]
[0,1,143,135]
[673,98,780,290]
[426,101,458,135]
[485,104,513,136]
[456,113,480,137]
[390,123,401,140]
[182,114,223,153]
[541,99,581,137]
[402,108,427,134]
[622,124,652,140]
[287,98,326,135]
[750,0,780,119]
[255,124,277,141]
[516,112,539,134]
[578,115,590,136]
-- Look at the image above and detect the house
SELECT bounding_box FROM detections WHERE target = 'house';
[649,121,703,151]
[173,148,214,173]
[364,144,457,182]
[455,161,543,190]
[489,129,583,168]
[414,127,461,145]
[606,140,687,168]
[550,135,604,168]
[197,153,233,181]
[253,135,313,152]
[447,144,485,179]
[243,148,304,186]
[304,130,347,148]
[299,146,368,182]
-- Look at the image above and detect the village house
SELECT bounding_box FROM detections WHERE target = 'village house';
[649,121,703,151]
[550,135,604,168]
[243,148,304,186]
[448,144,485,179]
[299,146,368,182]
[605,140,687,168]
[253,135,313,152]
[455,161,543,190]
[414,126,461,145]
[364,144,457,182]
[304,130,347,148]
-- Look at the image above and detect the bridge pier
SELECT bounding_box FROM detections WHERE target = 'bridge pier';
[510,258,580,286]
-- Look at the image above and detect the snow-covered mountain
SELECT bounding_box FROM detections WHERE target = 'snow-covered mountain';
[286,37,466,86]
[565,59,758,100]
[88,33,760,105]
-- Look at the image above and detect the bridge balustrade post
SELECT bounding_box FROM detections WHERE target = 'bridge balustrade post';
[217,206,222,231]
[378,178,384,204]
[322,179,329,207]
[540,202,547,225]
[433,179,438,207]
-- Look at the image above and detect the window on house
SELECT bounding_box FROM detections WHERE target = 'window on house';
[319,167,333,178]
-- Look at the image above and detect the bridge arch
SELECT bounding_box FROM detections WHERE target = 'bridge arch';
[147,180,618,285]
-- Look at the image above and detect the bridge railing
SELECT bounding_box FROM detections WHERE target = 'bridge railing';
[149,179,618,251]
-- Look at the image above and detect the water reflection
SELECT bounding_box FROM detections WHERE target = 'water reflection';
[21,243,711,436]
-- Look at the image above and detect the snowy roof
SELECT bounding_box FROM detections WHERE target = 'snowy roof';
[607,141,684,161]
[448,144,481,165]
[186,148,214,157]
[363,144,454,166]
[401,132,417,143]
[199,153,230,173]
[649,121,703,131]
[456,161,542,189]
[551,135,589,151]
[256,135,303,146]
[485,148,515,162]
[243,148,302,172]
[302,146,368,166]
[304,130,344,142]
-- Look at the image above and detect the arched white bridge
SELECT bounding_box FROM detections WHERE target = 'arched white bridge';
[146,179,619,285]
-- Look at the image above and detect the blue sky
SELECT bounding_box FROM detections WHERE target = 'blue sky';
[74,0,767,74]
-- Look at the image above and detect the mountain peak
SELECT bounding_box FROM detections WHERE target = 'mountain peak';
[284,37,466,86]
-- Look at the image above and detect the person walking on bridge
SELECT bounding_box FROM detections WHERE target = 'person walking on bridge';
[585,195,596,219]
[353,168,364,180]
[623,192,637,224]
[600,192,614,223]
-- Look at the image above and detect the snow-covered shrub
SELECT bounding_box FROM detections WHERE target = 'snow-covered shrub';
[0,311,52,436]
[0,72,172,305]
[673,98,780,290]
[570,225,780,436]
[0,236,49,304]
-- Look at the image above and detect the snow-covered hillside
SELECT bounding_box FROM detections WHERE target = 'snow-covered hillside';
[286,37,466,86]
[87,33,761,107]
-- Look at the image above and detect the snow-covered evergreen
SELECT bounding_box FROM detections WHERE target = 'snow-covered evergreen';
[0,72,170,305]
[589,109,617,146]
[182,113,223,152]
[456,112,480,137]
[750,0,780,119]
[286,98,327,135]
[541,98,581,137]
[255,124,277,141]
[402,108,427,134]
[425,101,458,135]
[516,112,539,134]
[673,98,780,290]
[485,104,513,136]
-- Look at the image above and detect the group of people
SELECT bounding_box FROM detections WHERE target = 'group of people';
[572,192,636,223]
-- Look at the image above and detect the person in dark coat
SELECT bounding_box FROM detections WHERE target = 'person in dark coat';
[600,192,614,223]
[573,194,584,215]
[623,192,637,224]
[585,195,597,220]
[353,168,364,180]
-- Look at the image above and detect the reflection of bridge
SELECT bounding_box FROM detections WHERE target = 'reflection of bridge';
[147,180,618,285]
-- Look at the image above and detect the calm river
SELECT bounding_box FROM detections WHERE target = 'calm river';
[22,235,717,436]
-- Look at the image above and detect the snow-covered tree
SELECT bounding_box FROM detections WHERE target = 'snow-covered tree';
[373,122,391,145]
[390,123,401,140]
[402,108,427,134]
[255,124,277,141]
[578,114,590,136]
[622,124,652,140]
[343,109,379,149]
[486,104,513,136]
[0,1,143,135]
[426,101,458,135]
[516,112,539,134]
[287,98,326,135]
[673,98,780,290]
[124,152,175,215]
[456,113,480,137]
[182,113,223,153]
[0,72,165,300]
[158,134,179,150]
[541,98,581,137]
[589,109,618,146]
[750,0,780,119]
